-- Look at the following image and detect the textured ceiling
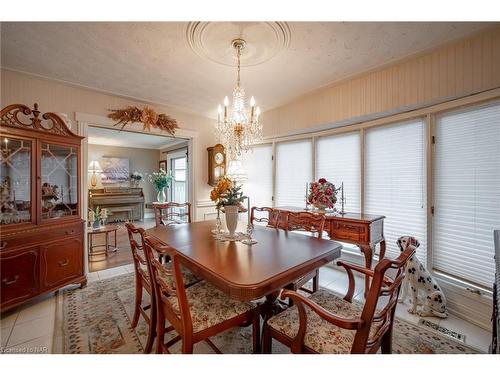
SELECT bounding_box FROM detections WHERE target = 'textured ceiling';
[88,126,176,149]
[0,22,493,118]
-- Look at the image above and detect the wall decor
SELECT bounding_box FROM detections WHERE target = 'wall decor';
[100,157,129,183]
[108,106,178,135]
[159,160,167,171]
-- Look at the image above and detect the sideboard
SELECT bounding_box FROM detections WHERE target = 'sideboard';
[272,206,386,296]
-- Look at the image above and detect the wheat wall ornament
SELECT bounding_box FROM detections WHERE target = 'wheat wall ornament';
[107,106,178,135]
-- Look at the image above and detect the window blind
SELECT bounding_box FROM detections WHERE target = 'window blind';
[316,132,361,213]
[433,102,500,288]
[275,139,312,207]
[241,144,273,212]
[365,119,427,262]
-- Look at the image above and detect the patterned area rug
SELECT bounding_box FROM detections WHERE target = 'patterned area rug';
[60,273,480,354]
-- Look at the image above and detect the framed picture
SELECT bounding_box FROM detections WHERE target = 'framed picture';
[100,157,129,183]
[159,160,167,171]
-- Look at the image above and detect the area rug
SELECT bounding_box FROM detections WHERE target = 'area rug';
[60,273,480,354]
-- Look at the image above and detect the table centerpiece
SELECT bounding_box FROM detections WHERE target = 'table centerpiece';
[307,178,341,213]
[210,176,246,237]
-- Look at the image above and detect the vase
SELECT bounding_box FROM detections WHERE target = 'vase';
[92,220,101,229]
[224,205,239,237]
[313,203,328,213]
[156,188,166,203]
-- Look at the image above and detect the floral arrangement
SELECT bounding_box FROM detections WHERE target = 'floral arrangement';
[88,206,107,225]
[210,176,246,210]
[130,171,143,182]
[307,178,341,210]
[108,106,178,135]
[148,169,172,191]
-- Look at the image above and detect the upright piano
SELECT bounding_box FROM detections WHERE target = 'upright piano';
[88,187,144,222]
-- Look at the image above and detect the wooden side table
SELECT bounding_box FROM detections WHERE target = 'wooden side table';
[87,224,119,259]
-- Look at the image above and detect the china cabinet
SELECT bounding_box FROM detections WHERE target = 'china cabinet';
[0,103,86,312]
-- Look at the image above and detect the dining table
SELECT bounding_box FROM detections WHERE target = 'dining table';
[145,220,343,318]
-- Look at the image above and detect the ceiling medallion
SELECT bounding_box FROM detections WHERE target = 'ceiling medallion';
[186,22,290,67]
[215,38,262,161]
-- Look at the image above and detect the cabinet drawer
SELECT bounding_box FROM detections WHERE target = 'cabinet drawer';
[330,222,366,242]
[0,221,83,251]
[1,248,39,307]
[41,237,83,289]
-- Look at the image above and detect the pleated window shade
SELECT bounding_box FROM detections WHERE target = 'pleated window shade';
[433,101,500,288]
[316,131,361,213]
[275,139,312,208]
[240,144,273,213]
[365,119,427,262]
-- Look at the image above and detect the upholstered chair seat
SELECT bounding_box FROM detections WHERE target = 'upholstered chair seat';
[166,280,256,333]
[267,289,382,354]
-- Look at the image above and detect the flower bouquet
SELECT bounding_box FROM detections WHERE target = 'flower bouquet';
[148,169,172,203]
[88,206,107,228]
[130,171,143,187]
[307,178,341,212]
[210,176,246,236]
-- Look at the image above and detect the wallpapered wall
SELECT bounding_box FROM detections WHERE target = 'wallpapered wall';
[262,26,500,137]
[87,144,160,215]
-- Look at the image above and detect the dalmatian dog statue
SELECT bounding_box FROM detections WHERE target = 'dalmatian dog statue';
[397,236,448,318]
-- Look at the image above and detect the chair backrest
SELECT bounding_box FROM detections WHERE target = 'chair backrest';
[125,222,149,282]
[143,235,193,337]
[154,202,192,227]
[352,244,416,353]
[285,211,326,238]
[250,206,278,228]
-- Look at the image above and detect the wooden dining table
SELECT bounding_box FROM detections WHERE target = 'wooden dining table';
[145,220,343,315]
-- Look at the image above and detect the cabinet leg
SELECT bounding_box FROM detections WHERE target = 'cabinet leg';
[379,239,386,260]
[80,279,87,289]
[360,245,373,298]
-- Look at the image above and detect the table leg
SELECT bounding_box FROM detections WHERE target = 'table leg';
[105,232,109,257]
[359,244,373,298]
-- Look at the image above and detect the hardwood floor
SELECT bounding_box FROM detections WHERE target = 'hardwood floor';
[88,218,156,272]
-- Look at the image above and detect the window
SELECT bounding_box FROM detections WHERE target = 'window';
[433,102,500,288]
[316,132,361,213]
[365,119,427,262]
[275,139,312,207]
[241,144,273,209]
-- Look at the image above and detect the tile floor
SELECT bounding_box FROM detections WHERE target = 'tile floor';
[0,264,492,354]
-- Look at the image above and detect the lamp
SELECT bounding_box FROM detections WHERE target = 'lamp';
[215,38,263,161]
[88,160,103,188]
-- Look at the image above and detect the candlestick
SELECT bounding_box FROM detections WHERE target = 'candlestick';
[305,182,309,210]
[247,197,251,224]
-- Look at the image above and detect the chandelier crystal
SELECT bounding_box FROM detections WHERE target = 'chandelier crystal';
[215,39,262,161]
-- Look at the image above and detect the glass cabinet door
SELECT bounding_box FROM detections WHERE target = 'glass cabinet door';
[41,143,78,220]
[0,136,32,225]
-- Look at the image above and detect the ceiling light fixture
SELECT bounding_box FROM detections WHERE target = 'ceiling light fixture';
[215,39,262,161]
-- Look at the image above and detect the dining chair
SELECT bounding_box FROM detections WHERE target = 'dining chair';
[153,202,192,227]
[143,236,261,354]
[125,222,157,353]
[262,245,416,354]
[285,211,326,295]
[125,222,199,353]
[250,206,278,228]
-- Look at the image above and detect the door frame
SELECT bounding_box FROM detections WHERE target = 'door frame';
[74,112,198,274]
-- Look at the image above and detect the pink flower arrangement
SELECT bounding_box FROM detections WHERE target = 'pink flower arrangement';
[307,178,340,210]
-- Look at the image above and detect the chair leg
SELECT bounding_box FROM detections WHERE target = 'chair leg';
[131,277,142,328]
[181,338,194,354]
[144,298,157,354]
[156,307,165,354]
[262,323,273,354]
[252,312,261,353]
[381,328,392,354]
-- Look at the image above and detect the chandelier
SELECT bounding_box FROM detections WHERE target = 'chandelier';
[215,39,262,161]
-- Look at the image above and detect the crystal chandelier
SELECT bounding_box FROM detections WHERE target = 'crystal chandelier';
[215,39,262,161]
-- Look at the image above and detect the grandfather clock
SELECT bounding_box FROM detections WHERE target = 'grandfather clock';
[207,144,226,186]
